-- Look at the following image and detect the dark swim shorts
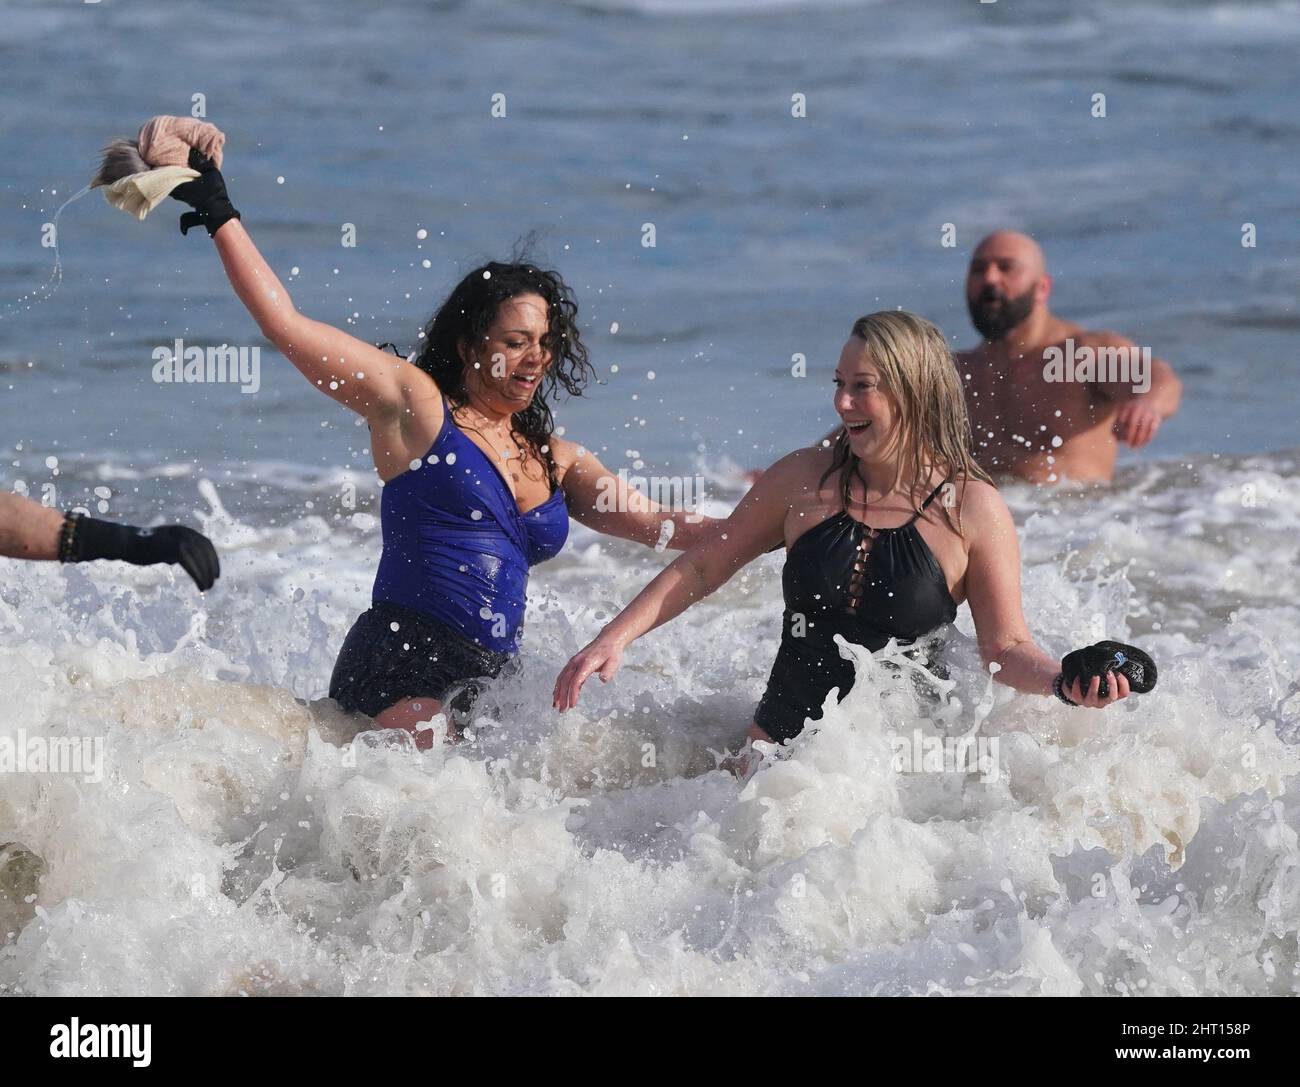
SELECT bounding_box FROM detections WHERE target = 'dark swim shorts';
[328,601,513,720]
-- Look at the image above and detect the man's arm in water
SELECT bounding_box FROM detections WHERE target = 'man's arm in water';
[0,491,62,559]
[1091,332,1182,449]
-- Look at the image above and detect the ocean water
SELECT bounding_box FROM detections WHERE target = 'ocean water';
[1,0,1299,995]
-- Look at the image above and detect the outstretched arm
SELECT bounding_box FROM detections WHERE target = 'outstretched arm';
[0,492,61,559]
[555,440,720,550]
[553,449,801,710]
[0,492,219,590]
[962,481,1130,707]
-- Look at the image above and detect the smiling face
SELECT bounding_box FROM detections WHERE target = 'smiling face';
[459,293,554,412]
[833,339,901,463]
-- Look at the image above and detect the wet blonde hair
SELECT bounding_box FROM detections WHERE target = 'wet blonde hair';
[821,310,993,534]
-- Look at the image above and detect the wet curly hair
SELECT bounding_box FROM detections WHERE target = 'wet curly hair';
[409,257,593,489]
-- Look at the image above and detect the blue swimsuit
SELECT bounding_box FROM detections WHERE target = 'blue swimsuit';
[371,398,568,653]
[329,399,568,719]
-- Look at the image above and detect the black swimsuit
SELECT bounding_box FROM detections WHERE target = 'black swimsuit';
[754,480,958,742]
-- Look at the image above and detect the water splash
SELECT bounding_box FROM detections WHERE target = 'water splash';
[0,184,92,323]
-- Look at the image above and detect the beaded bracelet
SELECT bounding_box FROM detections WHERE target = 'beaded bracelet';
[57,510,83,563]
[1052,672,1078,706]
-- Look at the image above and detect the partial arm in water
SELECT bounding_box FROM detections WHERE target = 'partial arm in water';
[555,439,722,551]
[961,480,1130,708]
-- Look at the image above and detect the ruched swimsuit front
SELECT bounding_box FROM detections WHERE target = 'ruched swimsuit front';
[329,398,569,719]
[754,480,957,742]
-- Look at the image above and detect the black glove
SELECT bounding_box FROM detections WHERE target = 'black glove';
[60,513,220,591]
[171,148,241,237]
[1059,640,1157,701]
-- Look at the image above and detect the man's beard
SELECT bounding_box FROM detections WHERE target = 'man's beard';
[968,284,1036,341]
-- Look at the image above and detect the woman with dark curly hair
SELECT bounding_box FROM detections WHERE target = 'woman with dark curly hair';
[171,154,715,747]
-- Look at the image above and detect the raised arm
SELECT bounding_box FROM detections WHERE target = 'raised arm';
[554,439,720,550]
[173,156,415,421]
[961,481,1131,708]
[553,449,802,710]
[210,220,412,419]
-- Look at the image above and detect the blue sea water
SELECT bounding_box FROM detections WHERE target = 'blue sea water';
[1,0,1298,997]
[1,0,1297,513]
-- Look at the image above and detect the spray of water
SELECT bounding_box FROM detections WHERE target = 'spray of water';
[0,184,92,323]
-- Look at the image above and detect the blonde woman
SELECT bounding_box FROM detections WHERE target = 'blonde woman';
[553,311,1156,746]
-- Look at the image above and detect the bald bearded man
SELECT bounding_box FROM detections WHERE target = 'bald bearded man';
[778,231,1184,486]
[960,230,1182,483]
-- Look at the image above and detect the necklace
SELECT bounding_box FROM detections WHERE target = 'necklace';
[454,403,510,439]
[453,404,534,487]
[454,405,515,458]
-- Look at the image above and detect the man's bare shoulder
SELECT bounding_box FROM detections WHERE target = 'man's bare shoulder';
[1037,317,1086,348]
[1075,327,1139,351]
[1040,318,1140,352]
